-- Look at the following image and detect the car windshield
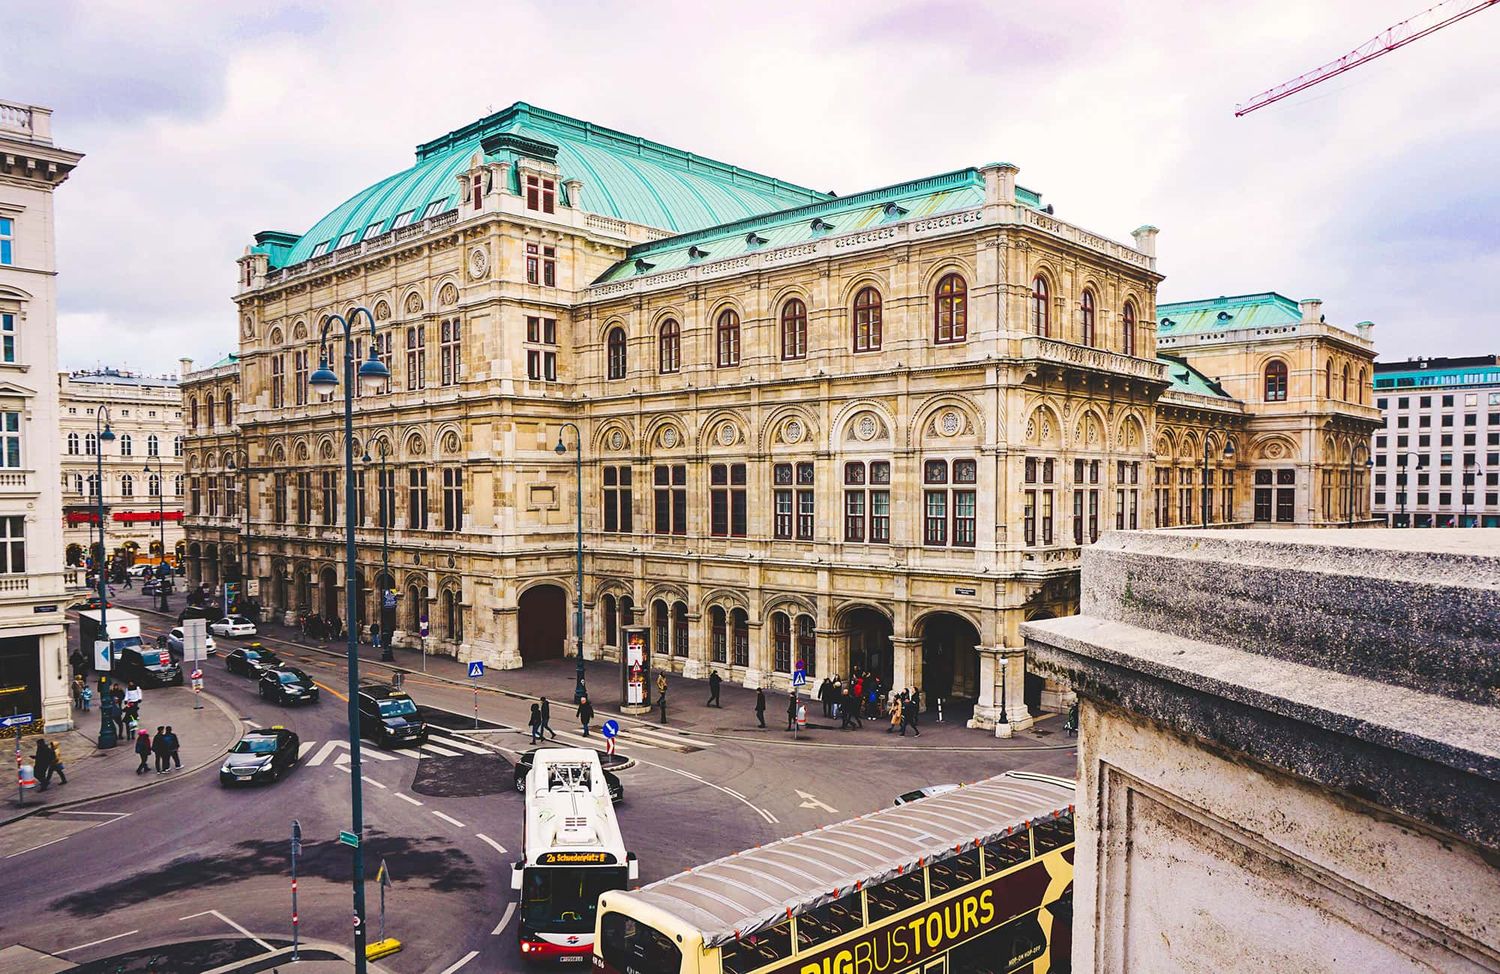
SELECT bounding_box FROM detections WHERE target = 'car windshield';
[897,790,926,804]
[277,672,302,684]
[231,737,278,754]
[377,698,417,718]
[227,616,248,625]
[522,866,628,932]
[245,651,277,664]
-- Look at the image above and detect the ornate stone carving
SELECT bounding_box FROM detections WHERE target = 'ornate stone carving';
[404,293,424,315]
[782,419,803,444]
[467,247,489,281]
[855,415,878,441]
[660,426,679,448]
[717,423,738,447]
[609,429,625,451]
[439,283,459,307]
[940,411,961,436]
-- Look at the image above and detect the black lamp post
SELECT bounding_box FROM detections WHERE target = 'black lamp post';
[308,308,388,974]
[554,423,585,702]
[143,461,169,611]
[361,438,392,662]
[1201,438,1235,525]
[94,406,116,748]
[1461,458,1483,528]
[1347,445,1373,527]
[1394,452,1425,527]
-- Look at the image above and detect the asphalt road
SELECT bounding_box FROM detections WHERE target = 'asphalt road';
[2,607,1078,974]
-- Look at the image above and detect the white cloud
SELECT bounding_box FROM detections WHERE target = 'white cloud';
[4,0,1497,371]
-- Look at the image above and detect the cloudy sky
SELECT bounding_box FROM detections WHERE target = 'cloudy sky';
[4,0,1497,376]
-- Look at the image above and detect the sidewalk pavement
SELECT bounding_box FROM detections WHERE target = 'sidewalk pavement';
[112,590,1067,751]
[1,682,241,826]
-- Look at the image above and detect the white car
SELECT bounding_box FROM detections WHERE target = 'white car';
[165,626,217,657]
[126,564,153,578]
[893,783,961,806]
[209,615,259,638]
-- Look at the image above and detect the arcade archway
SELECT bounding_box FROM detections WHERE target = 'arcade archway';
[518,584,567,663]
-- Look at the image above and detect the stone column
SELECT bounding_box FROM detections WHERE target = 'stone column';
[681,611,707,679]
[891,635,921,693]
[493,606,522,670]
[967,646,1002,730]
[1001,647,1034,731]
[741,620,766,689]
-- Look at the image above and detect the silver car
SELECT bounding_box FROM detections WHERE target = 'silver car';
[165,626,217,658]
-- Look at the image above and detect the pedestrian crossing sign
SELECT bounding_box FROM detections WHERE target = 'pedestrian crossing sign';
[467,661,485,679]
[791,668,807,688]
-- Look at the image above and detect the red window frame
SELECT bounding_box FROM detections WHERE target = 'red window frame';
[934,273,967,344]
[853,287,882,352]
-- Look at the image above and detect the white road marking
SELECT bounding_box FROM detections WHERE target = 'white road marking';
[627,725,715,748]
[723,787,747,801]
[492,902,517,935]
[650,762,779,825]
[306,740,341,766]
[179,909,273,951]
[431,810,466,828]
[332,764,351,774]
[56,929,139,954]
[420,743,463,757]
[476,833,507,854]
[795,789,838,813]
[431,734,492,755]
[438,950,480,974]
[395,792,424,806]
[361,775,387,789]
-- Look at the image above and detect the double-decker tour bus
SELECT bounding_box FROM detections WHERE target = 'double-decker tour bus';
[593,771,1074,974]
[514,747,638,963]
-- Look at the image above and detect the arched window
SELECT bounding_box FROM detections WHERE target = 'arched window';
[658,319,680,374]
[653,600,669,657]
[1358,368,1367,404]
[673,602,688,657]
[1080,289,1096,347]
[147,433,159,457]
[934,273,967,344]
[223,393,233,425]
[205,394,216,430]
[174,474,184,496]
[443,589,462,643]
[189,398,198,429]
[1030,276,1050,336]
[85,432,97,456]
[797,614,816,677]
[1122,301,1137,356]
[710,605,727,663]
[716,309,741,367]
[67,433,78,455]
[1341,364,1350,401]
[607,326,627,380]
[852,286,882,352]
[148,474,161,497]
[602,594,618,647]
[781,298,807,360]
[772,612,792,673]
[1325,360,1333,399]
[119,433,132,457]
[120,474,134,498]
[731,608,750,667]
[173,435,184,457]
[1264,360,1289,402]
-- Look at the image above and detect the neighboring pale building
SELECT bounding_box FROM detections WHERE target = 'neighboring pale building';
[58,367,186,571]
[179,353,242,589]
[191,103,1378,731]
[1024,530,1500,973]
[1371,355,1500,527]
[0,99,83,731]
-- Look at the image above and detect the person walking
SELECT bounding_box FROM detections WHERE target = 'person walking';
[151,726,169,774]
[528,704,543,744]
[754,687,766,728]
[839,686,855,729]
[110,682,127,736]
[123,680,143,710]
[134,729,152,773]
[909,687,922,727]
[165,726,182,769]
[539,697,558,741]
[658,686,668,725]
[655,672,668,705]
[32,739,54,792]
[43,740,67,787]
[706,670,722,708]
[123,570,134,590]
[903,693,921,737]
[887,694,904,734]
[577,696,594,737]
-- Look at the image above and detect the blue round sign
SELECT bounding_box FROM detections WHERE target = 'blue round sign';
[601,719,619,740]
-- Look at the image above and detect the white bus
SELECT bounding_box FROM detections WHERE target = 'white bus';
[514,747,638,963]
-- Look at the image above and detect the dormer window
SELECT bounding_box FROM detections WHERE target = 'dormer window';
[422,198,449,220]
[363,222,384,241]
[526,175,556,214]
[811,217,835,232]
[472,173,484,211]
[391,209,416,230]
[336,231,357,250]
[746,232,768,246]
[310,241,330,258]
[883,202,908,218]
[688,246,710,260]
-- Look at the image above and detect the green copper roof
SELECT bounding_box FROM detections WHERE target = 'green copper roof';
[1158,353,1233,399]
[1155,292,1302,336]
[274,103,832,268]
[594,168,1042,284]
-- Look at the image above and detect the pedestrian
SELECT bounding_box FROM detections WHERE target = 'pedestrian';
[32,739,54,791]
[1065,701,1079,737]
[754,687,766,728]
[44,740,67,787]
[165,725,182,769]
[110,682,127,736]
[786,693,798,731]
[903,693,921,737]
[839,687,856,729]
[123,571,134,590]
[152,726,169,774]
[577,696,594,737]
[123,681,143,710]
[887,695,904,734]
[817,677,831,717]
[655,672,667,704]
[79,682,92,712]
[658,686,668,724]
[539,697,558,741]
[706,670,722,708]
[528,704,543,744]
[909,687,921,727]
[370,620,381,649]
[134,729,152,773]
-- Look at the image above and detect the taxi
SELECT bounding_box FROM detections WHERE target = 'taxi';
[220,726,300,786]
[259,666,320,705]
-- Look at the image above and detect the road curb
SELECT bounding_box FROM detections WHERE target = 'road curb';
[0,688,242,828]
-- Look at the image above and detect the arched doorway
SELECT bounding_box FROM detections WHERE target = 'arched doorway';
[1023,611,1054,715]
[295,567,312,615]
[518,584,566,663]
[187,543,202,586]
[319,566,339,621]
[843,606,893,686]
[920,612,981,713]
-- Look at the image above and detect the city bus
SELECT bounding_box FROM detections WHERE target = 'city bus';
[514,747,639,963]
[593,771,1074,974]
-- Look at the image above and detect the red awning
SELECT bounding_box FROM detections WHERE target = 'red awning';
[112,510,184,523]
[66,511,101,525]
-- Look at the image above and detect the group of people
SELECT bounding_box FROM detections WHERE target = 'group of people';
[527,697,561,744]
[30,738,67,791]
[297,612,344,641]
[813,673,923,734]
[133,725,183,774]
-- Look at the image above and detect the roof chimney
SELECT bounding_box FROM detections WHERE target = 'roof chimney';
[1131,225,1158,258]
[979,162,1019,207]
[178,357,193,379]
[1356,320,1374,342]
[1299,298,1323,323]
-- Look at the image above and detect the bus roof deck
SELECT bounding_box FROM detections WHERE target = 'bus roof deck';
[619,771,1074,948]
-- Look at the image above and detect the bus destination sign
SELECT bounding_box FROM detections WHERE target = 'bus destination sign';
[537,851,618,866]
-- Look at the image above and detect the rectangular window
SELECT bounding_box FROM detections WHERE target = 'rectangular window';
[710,463,747,538]
[843,489,865,542]
[954,489,977,546]
[924,490,948,545]
[321,470,338,526]
[525,243,557,285]
[273,473,288,522]
[0,412,19,468]
[797,463,816,541]
[525,175,556,213]
[296,472,311,524]
[355,470,367,525]
[207,476,219,516]
[378,469,396,529]
[0,312,14,363]
[654,464,686,536]
[0,516,23,573]
[870,485,890,543]
[603,466,633,534]
[774,463,794,540]
[406,325,426,391]
[0,217,12,266]
[408,468,429,530]
[440,318,462,386]
[442,466,463,533]
[293,350,308,406]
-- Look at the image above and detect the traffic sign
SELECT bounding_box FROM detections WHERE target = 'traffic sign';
[190,669,203,681]
[94,639,112,672]
[338,830,361,848]
[601,719,619,740]
[467,661,485,679]
[791,669,807,688]
[0,713,32,728]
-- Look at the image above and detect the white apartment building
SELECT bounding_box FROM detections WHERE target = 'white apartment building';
[0,99,83,731]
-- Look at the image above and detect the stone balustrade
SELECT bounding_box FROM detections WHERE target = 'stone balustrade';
[1020,336,1168,384]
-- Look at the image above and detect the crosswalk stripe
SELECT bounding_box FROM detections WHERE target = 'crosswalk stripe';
[421,744,463,757]
[430,735,492,755]
[622,726,712,748]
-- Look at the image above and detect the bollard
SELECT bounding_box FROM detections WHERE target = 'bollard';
[937,697,944,723]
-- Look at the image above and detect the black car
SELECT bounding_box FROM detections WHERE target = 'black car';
[177,604,217,624]
[259,667,320,705]
[113,644,183,688]
[220,726,300,785]
[513,748,624,803]
[225,646,282,678]
[357,684,428,748]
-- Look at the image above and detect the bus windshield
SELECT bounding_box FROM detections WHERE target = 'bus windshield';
[523,866,627,933]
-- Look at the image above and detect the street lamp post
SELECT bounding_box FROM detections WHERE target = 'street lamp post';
[1394,452,1425,527]
[143,461,169,611]
[1347,445,1373,528]
[361,439,392,661]
[94,407,116,747]
[554,423,585,702]
[1201,438,1235,525]
[308,308,389,974]
[1461,459,1483,527]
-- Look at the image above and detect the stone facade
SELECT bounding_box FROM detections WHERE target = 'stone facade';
[189,104,1379,730]
[58,368,185,571]
[179,354,243,592]
[1023,529,1500,973]
[0,99,82,731]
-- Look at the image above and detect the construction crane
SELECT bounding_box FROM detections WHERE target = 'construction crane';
[1236,0,1500,116]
